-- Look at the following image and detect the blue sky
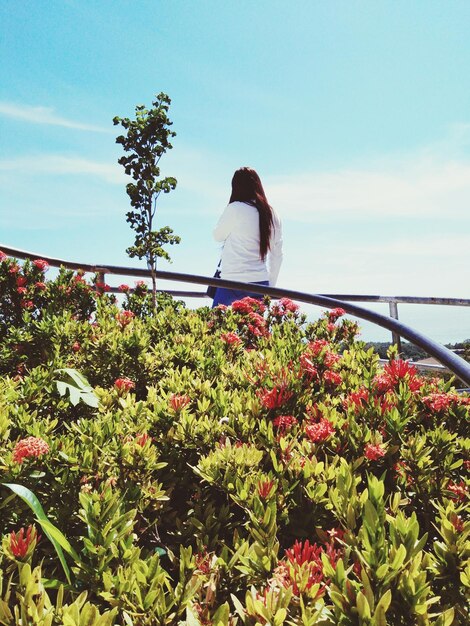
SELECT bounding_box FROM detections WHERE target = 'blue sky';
[1,0,469,341]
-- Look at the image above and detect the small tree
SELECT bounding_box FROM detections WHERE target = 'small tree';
[113,93,180,311]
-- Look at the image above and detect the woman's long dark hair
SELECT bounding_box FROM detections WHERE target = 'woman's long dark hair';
[229,167,274,260]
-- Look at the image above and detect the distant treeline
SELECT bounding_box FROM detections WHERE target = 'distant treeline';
[365,339,470,362]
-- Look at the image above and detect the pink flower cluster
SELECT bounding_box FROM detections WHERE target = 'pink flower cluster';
[169,393,191,412]
[9,525,40,558]
[364,442,386,461]
[273,539,341,597]
[116,310,135,328]
[135,433,151,447]
[12,436,50,464]
[257,479,276,500]
[220,332,241,345]
[447,480,467,501]
[299,354,318,380]
[422,393,458,414]
[271,297,299,318]
[232,297,266,315]
[33,259,49,272]
[114,377,135,392]
[229,297,270,341]
[374,359,424,394]
[343,387,369,411]
[273,414,298,432]
[328,307,346,322]
[305,418,335,443]
[95,281,111,293]
[323,370,342,387]
[247,310,268,337]
[258,384,293,410]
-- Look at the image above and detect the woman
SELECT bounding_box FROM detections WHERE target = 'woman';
[212,167,283,307]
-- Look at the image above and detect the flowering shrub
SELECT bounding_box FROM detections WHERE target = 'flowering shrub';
[12,436,50,464]
[0,257,469,625]
[3,525,40,560]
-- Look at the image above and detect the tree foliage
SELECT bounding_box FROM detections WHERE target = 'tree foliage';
[113,93,180,309]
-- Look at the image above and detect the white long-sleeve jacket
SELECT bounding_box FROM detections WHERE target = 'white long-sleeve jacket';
[213,201,283,286]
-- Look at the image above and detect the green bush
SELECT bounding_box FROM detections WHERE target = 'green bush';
[0,254,468,625]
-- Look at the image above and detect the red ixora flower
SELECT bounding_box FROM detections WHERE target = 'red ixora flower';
[257,479,276,500]
[422,393,456,414]
[12,436,50,464]
[374,373,394,394]
[324,351,341,368]
[16,275,27,287]
[118,284,130,292]
[279,297,299,312]
[114,377,135,392]
[33,259,49,272]
[272,297,299,317]
[307,339,329,358]
[195,550,212,575]
[232,296,266,314]
[450,513,465,532]
[95,281,110,292]
[446,480,467,502]
[299,354,319,380]
[343,387,369,411]
[364,443,386,461]
[169,393,191,412]
[379,359,424,393]
[273,414,298,432]
[116,310,135,327]
[72,341,81,352]
[135,433,151,447]
[220,331,241,345]
[258,384,293,410]
[0,250,7,261]
[328,307,346,322]
[384,359,418,379]
[323,370,342,387]
[305,418,335,443]
[9,525,40,558]
[274,539,341,597]
[34,281,46,290]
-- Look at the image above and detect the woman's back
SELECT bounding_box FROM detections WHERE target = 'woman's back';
[213,201,282,284]
[211,167,283,308]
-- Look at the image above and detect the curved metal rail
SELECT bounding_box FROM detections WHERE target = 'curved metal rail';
[1,245,470,385]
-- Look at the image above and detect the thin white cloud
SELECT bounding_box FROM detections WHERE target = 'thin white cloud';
[0,102,111,133]
[267,156,470,222]
[0,155,124,184]
[281,232,470,299]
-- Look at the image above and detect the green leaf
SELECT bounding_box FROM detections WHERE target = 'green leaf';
[213,602,230,625]
[357,591,371,619]
[2,483,72,584]
[55,368,99,408]
[373,589,392,624]
[37,517,80,561]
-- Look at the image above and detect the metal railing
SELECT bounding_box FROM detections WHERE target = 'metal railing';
[1,244,470,386]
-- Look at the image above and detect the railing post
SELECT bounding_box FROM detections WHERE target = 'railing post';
[95,269,106,295]
[389,301,402,354]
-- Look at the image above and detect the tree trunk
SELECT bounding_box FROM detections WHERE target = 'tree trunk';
[150,265,157,313]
